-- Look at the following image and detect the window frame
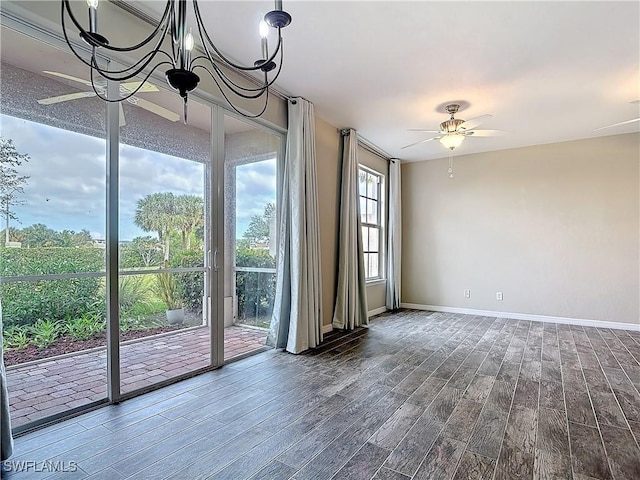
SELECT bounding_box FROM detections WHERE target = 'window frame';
[358,165,385,283]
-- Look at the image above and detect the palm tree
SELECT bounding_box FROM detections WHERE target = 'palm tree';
[134,192,178,262]
[175,195,204,250]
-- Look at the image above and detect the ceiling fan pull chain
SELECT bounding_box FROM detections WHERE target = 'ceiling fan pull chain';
[448,151,454,178]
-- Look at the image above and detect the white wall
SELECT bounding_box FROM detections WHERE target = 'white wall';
[401,133,639,326]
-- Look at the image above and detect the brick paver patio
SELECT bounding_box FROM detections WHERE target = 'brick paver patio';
[6,324,269,428]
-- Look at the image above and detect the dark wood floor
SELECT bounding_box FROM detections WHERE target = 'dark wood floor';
[3,310,640,480]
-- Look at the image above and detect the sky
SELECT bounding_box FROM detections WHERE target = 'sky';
[1,114,276,241]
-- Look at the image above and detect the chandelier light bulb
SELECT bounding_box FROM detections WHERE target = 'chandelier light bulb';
[86,0,98,9]
[184,29,194,51]
[259,20,269,39]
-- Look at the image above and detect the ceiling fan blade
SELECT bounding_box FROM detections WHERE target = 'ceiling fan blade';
[43,71,93,87]
[594,117,640,131]
[120,81,160,94]
[460,114,492,130]
[133,98,180,122]
[400,137,440,149]
[465,129,506,137]
[630,100,639,104]
[407,129,442,133]
[37,91,96,105]
[119,103,126,127]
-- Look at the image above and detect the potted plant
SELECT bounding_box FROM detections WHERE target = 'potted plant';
[155,264,184,325]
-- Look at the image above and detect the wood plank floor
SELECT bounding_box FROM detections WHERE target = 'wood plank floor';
[3,310,640,480]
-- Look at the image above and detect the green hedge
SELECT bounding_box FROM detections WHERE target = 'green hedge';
[0,247,105,328]
[235,245,276,321]
[170,250,204,313]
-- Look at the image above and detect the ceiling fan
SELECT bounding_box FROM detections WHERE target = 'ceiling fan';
[37,71,180,126]
[402,104,505,150]
[594,100,640,131]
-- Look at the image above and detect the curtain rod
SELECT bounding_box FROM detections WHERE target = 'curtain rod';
[339,128,393,161]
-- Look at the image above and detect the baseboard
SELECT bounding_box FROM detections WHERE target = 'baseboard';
[322,323,333,334]
[400,303,640,332]
[368,306,388,317]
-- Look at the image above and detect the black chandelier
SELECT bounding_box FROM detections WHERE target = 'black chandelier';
[61,0,292,121]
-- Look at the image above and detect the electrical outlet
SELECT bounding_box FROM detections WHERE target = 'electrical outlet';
[464,289,470,298]
[496,292,503,301]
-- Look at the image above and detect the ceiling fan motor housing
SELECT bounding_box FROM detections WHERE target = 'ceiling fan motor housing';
[441,118,465,133]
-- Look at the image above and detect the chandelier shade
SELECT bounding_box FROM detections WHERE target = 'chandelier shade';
[61,0,292,121]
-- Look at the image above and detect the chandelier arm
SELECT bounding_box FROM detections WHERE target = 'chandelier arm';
[170,0,178,46]
[89,47,174,83]
[90,38,174,79]
[192,64,266,100]
[62,0,172,53]
[193,0,283,72]
[62,5,174,81]
[192,49,282,95]
[227,43,284,91]
[189,37,284,94]
[89,59,174,103]
[195,65,269,118]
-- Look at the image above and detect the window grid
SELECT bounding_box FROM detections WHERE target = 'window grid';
[358,167,383,281]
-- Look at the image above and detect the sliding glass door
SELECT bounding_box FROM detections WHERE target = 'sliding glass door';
[223,114,281,360]
[0,22,284,434]
[118,84,212,395]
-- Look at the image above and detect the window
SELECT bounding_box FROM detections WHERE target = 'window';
[358,166,384,281]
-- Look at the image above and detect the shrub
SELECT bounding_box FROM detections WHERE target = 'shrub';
[0,247,104,328]
[170,250,204,313]
[155,270,183,310]
[31,319,61,349]
[235,243,276,321]
[65,313,105,341]
[119,275,152,317]
[3,325,30,350]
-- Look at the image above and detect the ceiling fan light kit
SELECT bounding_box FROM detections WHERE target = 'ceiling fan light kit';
[439,133,465,150]
[60,0,292,121]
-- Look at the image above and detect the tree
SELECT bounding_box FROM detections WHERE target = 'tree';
[58,229,93,247]
[175,195,204,250]
[243,202,275,246]
[126,236,162,267]
[134,192,178,262]
[20,223,58,247]
[0,137,30,244]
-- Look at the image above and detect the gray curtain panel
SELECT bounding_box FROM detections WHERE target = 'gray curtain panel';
[386,158,402,310]
[332,129,368,330]
[268,98,323,354]
[1,300,14,461]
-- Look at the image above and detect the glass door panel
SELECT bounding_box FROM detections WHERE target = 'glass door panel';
[223,115,280,360]
[1,29,107,430]
[118,85,211,394]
